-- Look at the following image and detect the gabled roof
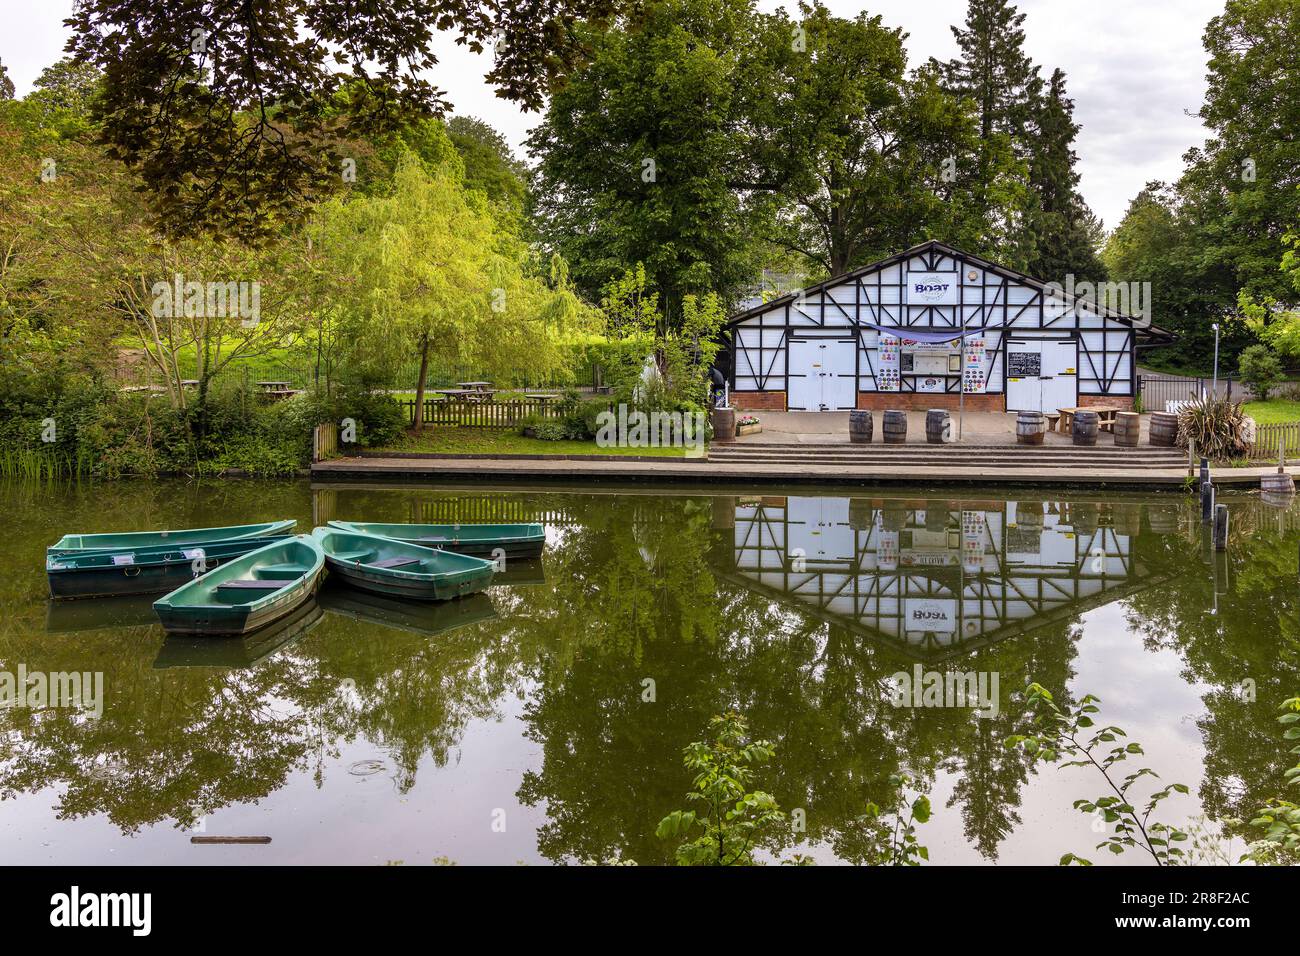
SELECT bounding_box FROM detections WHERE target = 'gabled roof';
[727,239,1174,343]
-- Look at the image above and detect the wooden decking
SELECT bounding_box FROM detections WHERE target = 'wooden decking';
[312,444,1296,489]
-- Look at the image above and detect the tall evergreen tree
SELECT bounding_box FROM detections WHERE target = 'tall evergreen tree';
[936,0,1040,144]
[931,0,1041,267]
[1025,69,1106,282]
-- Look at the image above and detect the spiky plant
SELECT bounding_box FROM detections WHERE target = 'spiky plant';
[1177,396,1249,460]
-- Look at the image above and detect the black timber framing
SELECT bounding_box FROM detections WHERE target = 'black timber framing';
[727,240,1153,402]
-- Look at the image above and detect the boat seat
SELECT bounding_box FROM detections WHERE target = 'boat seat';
[369,556,421,569]
[217,579,284,591]
[332,550,376,563]
[257,564,311,580]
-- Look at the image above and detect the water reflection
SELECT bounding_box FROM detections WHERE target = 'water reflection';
[726,496,1145,661]
[1,481,1298,864]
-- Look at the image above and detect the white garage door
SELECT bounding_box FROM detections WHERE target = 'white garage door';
[787,339,856,411]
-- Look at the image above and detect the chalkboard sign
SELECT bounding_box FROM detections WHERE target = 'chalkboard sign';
[1007,351,1040,377]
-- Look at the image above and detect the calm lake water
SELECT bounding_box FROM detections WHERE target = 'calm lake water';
[2,479,1298,865]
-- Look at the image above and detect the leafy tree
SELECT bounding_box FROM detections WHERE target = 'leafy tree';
[528,0,796,321]
[67,0,621,241]
[656,711,786,865]
[1178,0,1300,317]
[1024,69,1106,282]
[447,116,528,221]
[0,57,14,100]
[318,150,590,428]
[931,0,1040,265]
[1237,344,1285,401]
[768,4,981,277]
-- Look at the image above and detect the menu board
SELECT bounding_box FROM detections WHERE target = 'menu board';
[876,335,900,391]
[961,510,987,573]
[963,337,987,393]
[1007,350,1040,378]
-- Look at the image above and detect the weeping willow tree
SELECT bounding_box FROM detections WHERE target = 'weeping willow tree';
[317,149,595,429]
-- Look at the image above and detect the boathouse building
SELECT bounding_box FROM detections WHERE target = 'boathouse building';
[723,240,1170,414]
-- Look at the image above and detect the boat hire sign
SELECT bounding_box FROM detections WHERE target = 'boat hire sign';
[906,272,959,306]
[904,598,957,633]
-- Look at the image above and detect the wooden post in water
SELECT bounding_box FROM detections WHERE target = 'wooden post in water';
[1213,504,1229,551]
[1200,456,1211,488]
[1201,479,1215,523]
[1188,439,1196,479]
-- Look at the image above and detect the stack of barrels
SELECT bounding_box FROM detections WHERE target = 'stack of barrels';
[925,409,951,444]
[883,410,908,444]
[1071,410,1099,446]
[1015,410,1046,445]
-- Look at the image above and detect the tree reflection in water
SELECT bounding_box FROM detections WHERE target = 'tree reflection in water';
[1,481,1297,863]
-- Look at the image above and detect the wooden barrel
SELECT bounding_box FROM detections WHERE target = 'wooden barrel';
[925,409,951,444]
[711,408,736,444]
[880,504,908,531]
[1071,410,1099,446]
[1071,502,1100,535]
[1016,410,1046,445]
[883,410,907,444]
[1114,411,1141,447]
[1014,500,1043,529]
[1261,473,1296,495]
[1145,504,1181,534]
[848,498,874,530]
[849,410,873,444]
[1149,411,1179,447]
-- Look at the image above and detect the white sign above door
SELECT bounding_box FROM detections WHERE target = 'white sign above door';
[906,272,960,305]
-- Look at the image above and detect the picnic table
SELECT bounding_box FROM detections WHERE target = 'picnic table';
[456,381,494,391]
[436,388,497,403]
[1057,406,1121,433]
[255,380,293,390]
[525,392,561,403]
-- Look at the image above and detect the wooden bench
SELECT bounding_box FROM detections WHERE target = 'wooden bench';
[369,556,421,569]
[216,579,284,591]
[1044,412,1061,433]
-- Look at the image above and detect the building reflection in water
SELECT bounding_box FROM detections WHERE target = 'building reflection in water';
[723,495,1147,662]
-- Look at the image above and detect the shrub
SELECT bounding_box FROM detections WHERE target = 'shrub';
[1238,344,1285,401]
[1178,396,1250,460]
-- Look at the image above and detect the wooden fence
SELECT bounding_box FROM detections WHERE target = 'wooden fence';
[1249,421,1300,461]
[399,398,564,428]
[313,422,339,462]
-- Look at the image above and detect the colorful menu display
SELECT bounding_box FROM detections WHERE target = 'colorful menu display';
[876,335,900,391]
[962,337,987,393]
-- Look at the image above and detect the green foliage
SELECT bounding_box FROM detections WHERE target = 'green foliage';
[1241,696,1300,865]
[1177,396,1250,460]
[1006,684,1190,866]
[656,712,787,865]
[1237,344,1285,401]
[835,773,932,866]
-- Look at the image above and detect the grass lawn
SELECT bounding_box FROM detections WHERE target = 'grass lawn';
[373,427,691,457]
[1243,399,1300,424]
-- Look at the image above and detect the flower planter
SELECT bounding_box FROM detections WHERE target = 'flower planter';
[736,423,762,437]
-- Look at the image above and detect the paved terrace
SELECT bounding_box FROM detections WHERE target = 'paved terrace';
[311,412,1296,489]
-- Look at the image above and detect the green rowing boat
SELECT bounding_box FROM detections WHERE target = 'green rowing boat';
[46,535,292,600]
[326,520,544,558]
[317,585,497,637]
[152,536,325,636]
[48,520,296,557]
[312,527,496,601]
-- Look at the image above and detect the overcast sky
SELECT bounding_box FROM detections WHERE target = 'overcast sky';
[2,0,1223,229]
